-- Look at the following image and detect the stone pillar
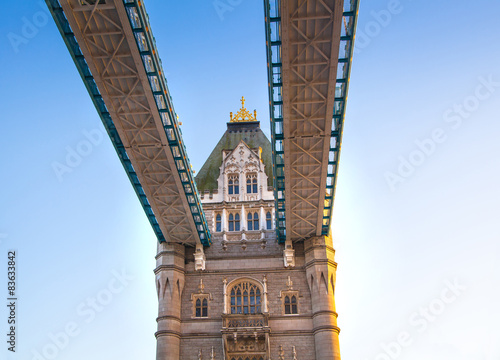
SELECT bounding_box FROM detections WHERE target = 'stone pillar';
[260,206,265,230]
[240,204,245,231]
[222,208,227,232]
[222,278,228,314]
[155,242,185,360]
[263,275,269,313]
[304,235,341,360]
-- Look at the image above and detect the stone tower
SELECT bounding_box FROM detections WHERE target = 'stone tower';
[155,98,341,360]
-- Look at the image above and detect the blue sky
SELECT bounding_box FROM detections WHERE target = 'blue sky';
[1,1,499,359]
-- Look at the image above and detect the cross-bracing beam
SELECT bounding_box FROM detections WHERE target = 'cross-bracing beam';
[46,0,211,246]
[264,0,359,243]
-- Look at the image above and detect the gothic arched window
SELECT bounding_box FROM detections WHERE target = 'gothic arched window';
[228,174,239,195]
[246,174,258,193]
[195,298,208,317]
[266,211,272,229]
[230,281,262,315]
[284,294,298,314]
[229,213,240,232]
[235,214,240,231]
[247,212,259,231]
[216,214,221,232]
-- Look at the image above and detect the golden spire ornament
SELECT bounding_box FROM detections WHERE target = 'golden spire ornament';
[230,96,258,122]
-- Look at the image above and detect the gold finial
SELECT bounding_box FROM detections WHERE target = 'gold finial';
[230,96,258,122]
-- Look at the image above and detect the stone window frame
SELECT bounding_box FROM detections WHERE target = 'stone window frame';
[227,278,264,315]
[266,211,272,230]
[191,293,211,318]
[228,174,240,195]
[228,212,240,232]
[246,173,258,194]
[215,213,222,232]
[246,212,259,231]
[279,290,300,315]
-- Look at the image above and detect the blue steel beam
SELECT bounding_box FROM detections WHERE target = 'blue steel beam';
[264,0,359,242]
[45,0,211,246]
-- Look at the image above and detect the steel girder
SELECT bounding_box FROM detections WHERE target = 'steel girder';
[264,0,359,242]
[46,0,211,246]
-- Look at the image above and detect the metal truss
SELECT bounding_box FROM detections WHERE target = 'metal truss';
[46,0,210,246]
[264,0,359,243]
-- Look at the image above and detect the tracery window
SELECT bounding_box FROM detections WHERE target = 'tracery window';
[228,213,240,232]
[247,212,259,230]
[230,281,262,315]
[216,214,221,232]
[228,174,239,195]
[192,293,210,318]
[284,295,298,314]
[246,173,258,193]
[195,298,208,317]
[266,211,272,230]
[281,291,299,315]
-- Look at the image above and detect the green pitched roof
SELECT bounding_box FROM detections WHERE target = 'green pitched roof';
[195,121,273,192]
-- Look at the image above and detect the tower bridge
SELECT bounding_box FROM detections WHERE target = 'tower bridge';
[46,0,359,359]
[46,0,211,246]
[264,0,358,245]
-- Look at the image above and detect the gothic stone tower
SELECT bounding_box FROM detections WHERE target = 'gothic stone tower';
[155,98,341,360]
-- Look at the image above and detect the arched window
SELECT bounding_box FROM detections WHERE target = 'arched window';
[235,213,240,231]
[266,211,272,229]
[195,297,208,317]
[247,212,259,231]
[229,213,240,232]
[228,174,239,195]
[216,214,221,232]
[230,281,262,315]
[246,178,252,194]
[284,295,298,314]
[202,298,208,317]
[246,173,258,193]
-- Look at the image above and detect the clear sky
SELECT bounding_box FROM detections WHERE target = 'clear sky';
[1,1,499,359]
